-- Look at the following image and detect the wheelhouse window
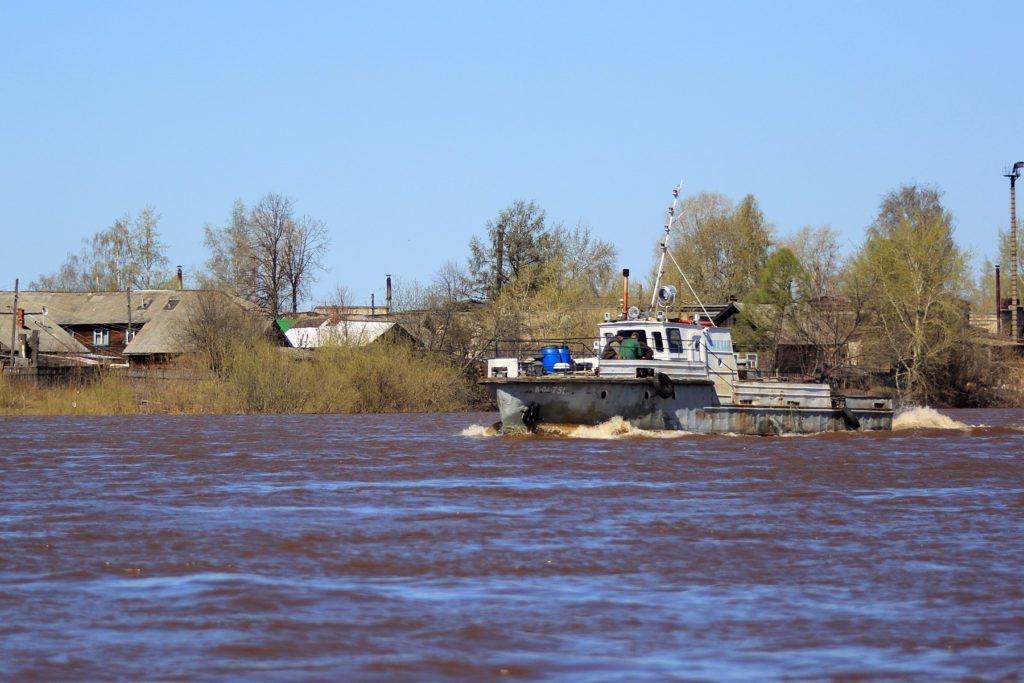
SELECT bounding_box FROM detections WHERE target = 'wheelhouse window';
[667,328,683,354]
[92,328,110,346]
[651,331,664,352]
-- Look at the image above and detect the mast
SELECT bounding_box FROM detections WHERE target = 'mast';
[649,183,715,324]
[650,183,681,310]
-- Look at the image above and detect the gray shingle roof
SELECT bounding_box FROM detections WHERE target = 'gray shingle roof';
[0,290,260,357]
[0,310,89,354]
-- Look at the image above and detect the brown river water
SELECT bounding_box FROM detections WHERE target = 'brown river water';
[1,408,1022,682]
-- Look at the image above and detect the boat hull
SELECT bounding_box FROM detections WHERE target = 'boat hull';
[488,378,892,435]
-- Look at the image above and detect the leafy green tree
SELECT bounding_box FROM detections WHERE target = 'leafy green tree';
[732,247,809,369]
[470,202,619,299]
[468,200,554,300]
[851,184,971,402]
[464,202,617,353]
[665,193,772,303]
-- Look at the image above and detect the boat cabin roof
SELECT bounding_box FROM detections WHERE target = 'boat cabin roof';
[598,318,717,337]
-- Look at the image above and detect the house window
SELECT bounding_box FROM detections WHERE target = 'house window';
[164,299,179,310]
[93,328,110,346]
[126,328,136,342]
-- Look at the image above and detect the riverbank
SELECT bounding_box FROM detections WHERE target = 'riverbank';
[4,339,1022,416]
[0,342,485,416]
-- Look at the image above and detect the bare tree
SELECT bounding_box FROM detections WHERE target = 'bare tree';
[317,284,352,321]
[387,275,428,314]
[177,291,265,373]
[31,253,88,291]
[781,226,866,381]
[202,194,329,318]
[282,215,330,314]
[247,194,292,319]
[782,225,843,298]
[548,221,618,296]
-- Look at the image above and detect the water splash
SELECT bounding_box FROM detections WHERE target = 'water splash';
[893,406,969,431]
[462,417,692,439]
[461,423,500,437]
[541,417,694,439]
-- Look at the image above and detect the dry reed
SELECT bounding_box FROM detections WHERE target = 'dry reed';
[0,340,482,416]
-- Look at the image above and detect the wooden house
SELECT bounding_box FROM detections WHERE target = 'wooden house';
[1,289,269,368]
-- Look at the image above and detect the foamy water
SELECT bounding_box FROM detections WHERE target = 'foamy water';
[463,416,693,439]
[460,423,500,437]
[893,406,971,430]
[468,406,978,438]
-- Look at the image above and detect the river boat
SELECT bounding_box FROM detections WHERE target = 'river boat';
[481,186,894,435]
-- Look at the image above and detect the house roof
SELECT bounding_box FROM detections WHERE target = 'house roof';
[0,289,260,356]
[0,311,89,354]
[124,291,262,356]
[0,290,189,326]
[285,319,412,349]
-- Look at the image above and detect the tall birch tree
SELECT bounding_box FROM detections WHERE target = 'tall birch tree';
[851,184,970,402]
[31,206,170,291]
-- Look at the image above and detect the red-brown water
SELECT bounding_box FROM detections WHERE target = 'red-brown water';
[1,409,1022,681]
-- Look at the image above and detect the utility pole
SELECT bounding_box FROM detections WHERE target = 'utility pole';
[996,264,1002,335]
[9,279,18,368]
[1005,162,1023,343]
[127,288,133,345]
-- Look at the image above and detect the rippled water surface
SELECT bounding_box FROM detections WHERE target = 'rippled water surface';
[1,409,1022,681]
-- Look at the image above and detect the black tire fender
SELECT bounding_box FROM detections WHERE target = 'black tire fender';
[522,402,541,429]
[652,372,675,399]
[841,406,861,430]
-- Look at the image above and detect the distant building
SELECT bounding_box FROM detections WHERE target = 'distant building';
[0,289,268,369]
[284,318,421,349]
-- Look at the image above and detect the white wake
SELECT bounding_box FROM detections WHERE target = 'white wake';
[892,406,970,431]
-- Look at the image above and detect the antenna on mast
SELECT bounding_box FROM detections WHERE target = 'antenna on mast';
[650,182,682,310]
[649,180,716,325]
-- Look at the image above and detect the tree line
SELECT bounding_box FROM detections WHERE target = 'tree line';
[400,185,1009,406]
[30,184,1016,406]
[32,193,330,321]
[660,186,996,405]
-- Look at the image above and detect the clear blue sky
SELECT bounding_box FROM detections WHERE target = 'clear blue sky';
[3,1,1022,307]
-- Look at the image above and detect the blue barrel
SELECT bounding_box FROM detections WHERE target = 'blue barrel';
[540,346,560,373]
[559,346,572,365]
